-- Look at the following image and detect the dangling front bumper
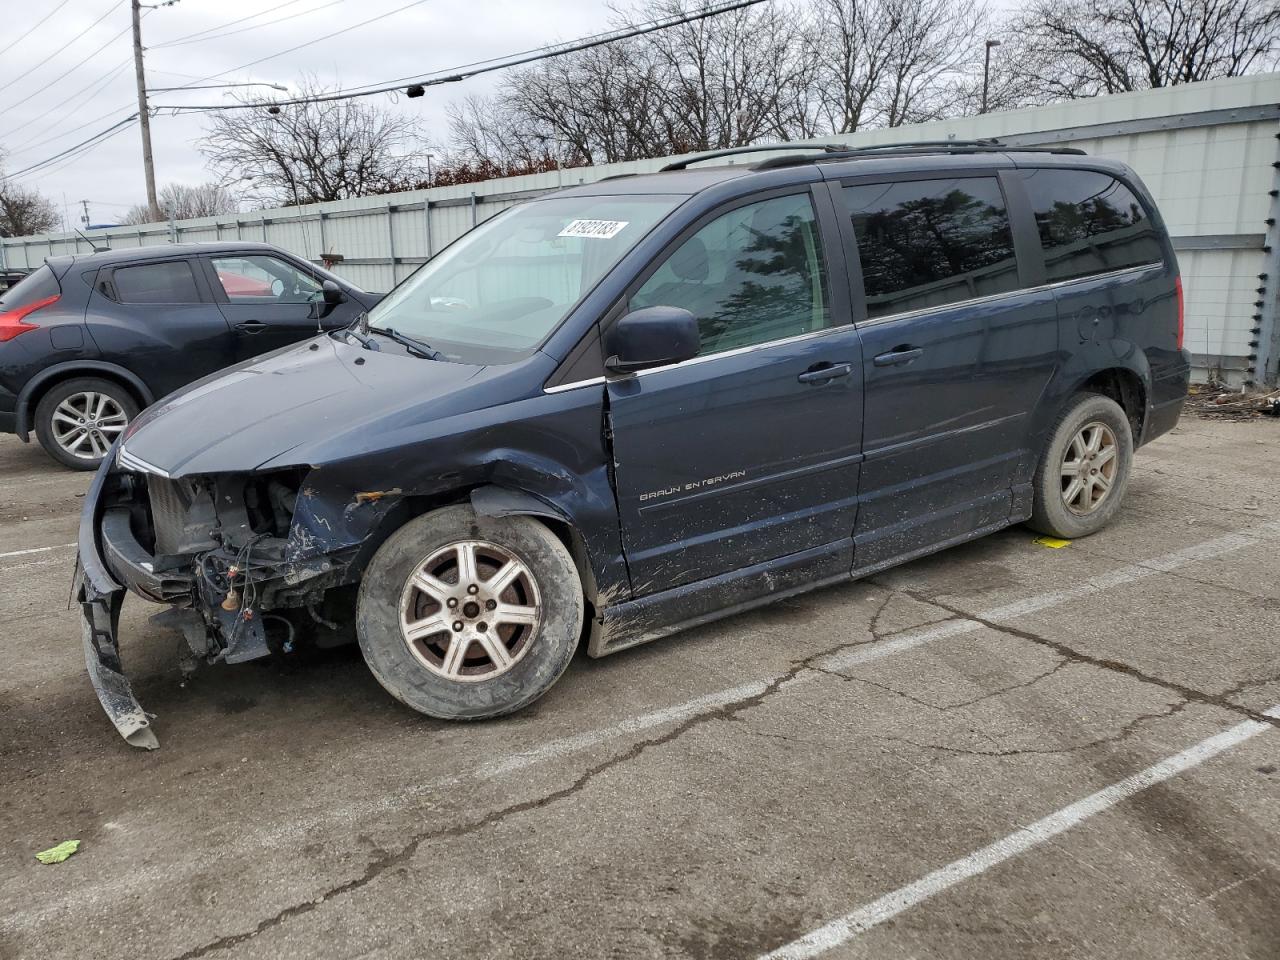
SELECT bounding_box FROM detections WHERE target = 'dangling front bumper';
[76,446,161,750]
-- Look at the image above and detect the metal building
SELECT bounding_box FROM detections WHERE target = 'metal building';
[3,72,1278,385]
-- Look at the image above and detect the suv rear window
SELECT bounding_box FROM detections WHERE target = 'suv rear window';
[1021,169,1163,282]
[0,265,60,309]
[843,177,1019,319]
[112,260,201,304]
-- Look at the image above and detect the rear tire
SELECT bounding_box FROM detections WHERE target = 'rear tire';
[1029,392,1134,540]
[356,504,583,720]
[34,377,138,471]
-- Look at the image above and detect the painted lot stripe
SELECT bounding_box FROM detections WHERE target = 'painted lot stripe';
[760,705,1280,960]
[6,520,1280,933]
[0,542,75,560]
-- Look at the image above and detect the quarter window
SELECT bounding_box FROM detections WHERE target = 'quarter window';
[630,193,832,356]
[211,255,321,304]
[1021,169,1163,282]
[844,177,1019,319]
[112,261,201,304]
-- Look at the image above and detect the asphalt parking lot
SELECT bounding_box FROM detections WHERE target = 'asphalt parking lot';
[2,414,1279,960]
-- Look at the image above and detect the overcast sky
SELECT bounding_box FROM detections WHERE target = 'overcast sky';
[1,0,620,228]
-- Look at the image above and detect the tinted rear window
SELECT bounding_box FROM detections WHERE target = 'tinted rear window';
[0,265,60,309]
[113,260,201,304]
[1021,169,1164,282]
[844,177,1019,319]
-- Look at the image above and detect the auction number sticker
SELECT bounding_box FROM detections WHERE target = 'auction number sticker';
[558,219,629,239]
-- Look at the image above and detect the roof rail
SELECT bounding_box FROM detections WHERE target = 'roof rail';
[659,143,851,171]
[751,140,1087,170]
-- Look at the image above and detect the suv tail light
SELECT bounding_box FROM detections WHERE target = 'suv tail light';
[1174,276,1184,350]
[0,294,59,343]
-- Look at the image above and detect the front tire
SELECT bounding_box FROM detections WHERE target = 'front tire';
[34,377,138,471]
[356,504,583,720]
[1029,392,1134,539]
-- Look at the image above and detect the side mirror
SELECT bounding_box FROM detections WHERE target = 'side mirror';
[311,279,348,320]
[605,306,699,373]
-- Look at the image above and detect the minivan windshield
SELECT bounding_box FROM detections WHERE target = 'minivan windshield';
[366,194,683,363]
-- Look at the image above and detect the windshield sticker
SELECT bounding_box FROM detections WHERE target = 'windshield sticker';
[558,219,629,240]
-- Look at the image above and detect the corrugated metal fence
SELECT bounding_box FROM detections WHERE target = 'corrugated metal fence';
[4,73,1279,385]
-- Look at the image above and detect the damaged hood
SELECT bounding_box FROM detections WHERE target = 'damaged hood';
[120,335,500,476]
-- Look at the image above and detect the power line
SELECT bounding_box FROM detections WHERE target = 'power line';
[152,0,344,49]
[0,0,126,94]
[0,0,76,59]
[155,0,770,113]
[170,0,434,90]
[5,58,134,151]
[2,114,139,181]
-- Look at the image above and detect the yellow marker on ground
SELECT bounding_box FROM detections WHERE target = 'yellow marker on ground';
[1033,536,1072,549]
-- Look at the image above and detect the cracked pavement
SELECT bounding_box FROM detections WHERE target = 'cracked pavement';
[2,414,1280,960]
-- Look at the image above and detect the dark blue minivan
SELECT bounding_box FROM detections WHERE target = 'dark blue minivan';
[77,143,1189,748]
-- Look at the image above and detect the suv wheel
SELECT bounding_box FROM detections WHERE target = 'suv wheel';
[356,504,583,720]
[34,377,138,471]
[1029,392,1134,539]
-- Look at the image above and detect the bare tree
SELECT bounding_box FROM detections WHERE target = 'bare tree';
[0,177,60,237]
[200,78,427,205]
[122,182,239,225]
[1005,0,1280,100]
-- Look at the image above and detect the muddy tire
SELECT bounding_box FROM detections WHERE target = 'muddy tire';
[1029,392,1134,540]
[356,504,583,720]
[34,377,138,471]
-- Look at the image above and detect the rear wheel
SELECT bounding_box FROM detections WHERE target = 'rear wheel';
[1029,392,1134,539]
[34,377,138,471]
[356,504,583,720]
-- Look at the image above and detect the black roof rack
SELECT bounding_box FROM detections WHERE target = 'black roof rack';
[659,143,851,171]
[751,140,1087,170]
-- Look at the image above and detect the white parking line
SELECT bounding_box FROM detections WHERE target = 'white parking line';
[6,520,1278,933]
[0,542,75,560]
[759,705,1280,960]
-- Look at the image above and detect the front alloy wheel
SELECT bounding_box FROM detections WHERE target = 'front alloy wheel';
[399,540,542,682]
[357,505,583,720]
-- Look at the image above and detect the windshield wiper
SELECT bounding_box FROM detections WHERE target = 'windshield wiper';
[336,313,380,351]
[370,326,444,361]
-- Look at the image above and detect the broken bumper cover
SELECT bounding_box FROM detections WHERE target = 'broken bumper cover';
[77,448,164,750]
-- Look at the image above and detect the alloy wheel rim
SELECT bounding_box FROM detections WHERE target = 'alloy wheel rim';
[398,540,542,682]
[51,392,128,460]
[1061,420,1118,516]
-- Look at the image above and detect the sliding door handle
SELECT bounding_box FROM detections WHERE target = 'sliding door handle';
[873,346,923,367]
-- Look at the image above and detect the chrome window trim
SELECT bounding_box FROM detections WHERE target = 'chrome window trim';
[855,262,1162,330]
[542,261,1164,392]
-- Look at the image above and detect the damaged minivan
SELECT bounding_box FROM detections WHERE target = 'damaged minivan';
[78,142,1190,748]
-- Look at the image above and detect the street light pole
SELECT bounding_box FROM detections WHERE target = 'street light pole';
[982,39,1001,114]
[130,0,159,221]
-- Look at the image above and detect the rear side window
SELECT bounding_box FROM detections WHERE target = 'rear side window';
[0,265,60,308]
[843,177,1019,319]
[112,261,201,304]
[1021,169,1163,282]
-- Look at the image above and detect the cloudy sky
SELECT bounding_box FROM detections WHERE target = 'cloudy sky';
[1,0,620,228]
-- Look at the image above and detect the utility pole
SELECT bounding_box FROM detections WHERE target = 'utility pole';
[80,199,91,227]
[131,0,159,221]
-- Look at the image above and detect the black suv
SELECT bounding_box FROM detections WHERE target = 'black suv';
[77,143,1189,748]
[0,242,376,469]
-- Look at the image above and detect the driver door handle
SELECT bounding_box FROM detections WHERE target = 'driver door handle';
[797,362,853,384]
[235,320,268,333]
[873,346,923,367]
